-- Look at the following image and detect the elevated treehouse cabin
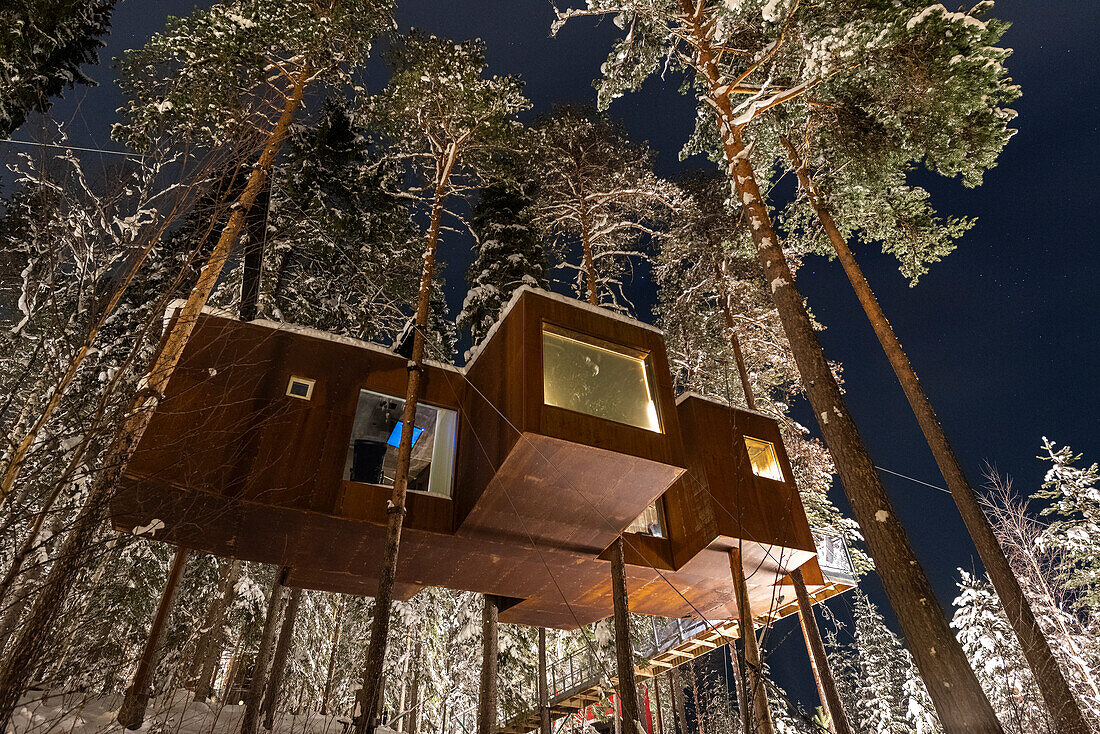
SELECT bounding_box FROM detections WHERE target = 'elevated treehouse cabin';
[112,288,855,631]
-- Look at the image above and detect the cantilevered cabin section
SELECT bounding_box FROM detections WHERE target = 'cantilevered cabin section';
[111,287,853,631]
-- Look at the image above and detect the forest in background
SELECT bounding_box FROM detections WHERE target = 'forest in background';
[1,0,1099,733]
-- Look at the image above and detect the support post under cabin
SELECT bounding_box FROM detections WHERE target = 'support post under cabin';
[117,547,190,729]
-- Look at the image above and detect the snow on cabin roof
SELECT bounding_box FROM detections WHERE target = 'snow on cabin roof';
[463,285,665,369]
[163,300,463,375]
[675,390,777,421]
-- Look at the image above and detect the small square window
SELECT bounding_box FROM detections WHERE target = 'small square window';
[745,436,783,482]
[286,376,315,400]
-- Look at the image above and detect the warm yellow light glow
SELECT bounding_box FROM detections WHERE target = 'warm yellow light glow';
[745,436,783,481]
[542,326,662,433]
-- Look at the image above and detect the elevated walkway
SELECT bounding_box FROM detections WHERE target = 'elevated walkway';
[495,533,856,734]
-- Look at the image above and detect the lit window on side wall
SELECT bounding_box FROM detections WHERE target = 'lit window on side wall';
[745,436,784,482]
[626,500,666,538]
[343,389,457,498]
[541,324,661,433]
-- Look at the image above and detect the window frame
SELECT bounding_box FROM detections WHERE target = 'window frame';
[344,387,458,499]
[539,321,664,434]
[743,435,785,482]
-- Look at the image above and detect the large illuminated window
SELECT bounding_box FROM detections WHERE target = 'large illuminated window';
[541,324,661,433]
[626,499,666,538]
[343,389,457,497]
[745,436,783,482]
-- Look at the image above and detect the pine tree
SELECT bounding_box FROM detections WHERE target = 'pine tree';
[529,104,682,311]
[353,31,529,731]
[458,179,547,351]
[0,0,115,136]
[554,3,1005,727]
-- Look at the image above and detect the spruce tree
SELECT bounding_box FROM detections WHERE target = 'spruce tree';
[458,179,547,350]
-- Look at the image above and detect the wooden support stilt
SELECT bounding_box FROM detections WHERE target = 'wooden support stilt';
[117,547,190,729]
[408,638,424,734]
[688,661,705,734]
[320,595,345,715]
[478,595,499,734]
[669,667,687,734]
[726,640,751,734]
[792,569,851,734]
[729,548,774,734]
[538,628,551,734]
[611,537,640,734]
[241,569,288,734]
[653,677,664,734]
[262,586,303,730]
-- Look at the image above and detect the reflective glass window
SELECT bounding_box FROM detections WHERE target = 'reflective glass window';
[344,389,457,497]
[745,436,783,481]
[626,500,666,538]
[542,325,661,433]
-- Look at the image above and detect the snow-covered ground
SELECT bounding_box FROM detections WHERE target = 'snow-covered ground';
[8,690,392,734]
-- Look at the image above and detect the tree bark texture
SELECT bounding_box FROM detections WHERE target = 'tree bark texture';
[688,661,705,734]
[670,5,1002,729]
[239,176,270,322]
[407,638,423,734]
[611,538,640,734]
[262,586,303,729]
[477,595,499,734]
[193,559,243,700]
[538,627,551,734]
[729,549,774,734]
[241,572,288,734]
[116,547,190,729]
[652,677,664,734]
[726,641,752,734]
[357,143,458,734]
[791,569,849,734]
[781,135,1089,734]
[668,667,687,734]
[714,264,756,411]
[0,65,310,732]
[321,595,346,716]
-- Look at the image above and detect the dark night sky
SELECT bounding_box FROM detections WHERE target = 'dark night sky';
[8,0,1099,714]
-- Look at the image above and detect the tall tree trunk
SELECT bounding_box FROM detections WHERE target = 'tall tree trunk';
[611,538,640,734]
[652,676,664,734]
[192,559,243,698]
[726,642,751,734]
[321,595,346,716]
[728,549,774,734]
[242,571,289,734]
[239,177,270,322]
[781,136,1089,734]
[714,264,756,412]
[262,586,303,730]
[538,628,550,734]
[670,6,1002,730]
[668,668,687,734]
[477,595,499,734]
[578,202,599,307]
[117,547,191,729]
[790,569,849,734]
[687,661,705,734]
[407,639,423,734]
[357,143,459,734]
[0,65,310,732]
[397,629,414,733]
